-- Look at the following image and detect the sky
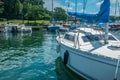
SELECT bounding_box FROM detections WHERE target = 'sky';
[43,0,120,16]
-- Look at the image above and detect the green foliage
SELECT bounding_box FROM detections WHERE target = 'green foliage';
[0,0,67,22]
[1,0,51,20]
[23,3,50,20]
[0,0,4,14]
[0,20,50,25]
[14,0,23,19]
[54,7,68,21]
[2,0,23,19]
[20,0,44,6]
[110,16,120,22]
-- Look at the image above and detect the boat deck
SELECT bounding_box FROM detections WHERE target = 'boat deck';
[59,27,120,59]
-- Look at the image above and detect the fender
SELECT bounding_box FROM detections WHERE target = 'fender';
[64,50,69,65]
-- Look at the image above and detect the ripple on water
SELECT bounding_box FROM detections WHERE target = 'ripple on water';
[0,30,119,80]
[0,45,53,70]
[0,31,58,80]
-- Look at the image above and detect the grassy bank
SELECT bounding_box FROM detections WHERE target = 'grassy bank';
[0,20,50,26]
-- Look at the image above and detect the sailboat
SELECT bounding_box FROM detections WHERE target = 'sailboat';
[109,0,120,30]
[47,0,60,31]
[56,0,120,80]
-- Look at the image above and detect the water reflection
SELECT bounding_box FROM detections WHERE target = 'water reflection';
[0,30,58,80]
[0,32,31,40]
[0,32,32,48]
[0,29,119,80]
[0,31,45,71]
[55,57,86,80]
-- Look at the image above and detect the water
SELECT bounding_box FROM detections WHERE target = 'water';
[0,29,120,80]
[0,30,59,80]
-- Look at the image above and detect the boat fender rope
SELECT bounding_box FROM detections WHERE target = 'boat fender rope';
[64,50,69,65]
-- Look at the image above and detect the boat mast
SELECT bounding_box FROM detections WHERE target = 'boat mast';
[104,0,110,44]
[83,0,87,15]
[114,0,120,21]
[104,23,109,44]
[82,0,87,28]
[66,0,70,24]
[115,0,118,17]
[52,0,54,24]
[118,1,120,20]
[75,0,77,25]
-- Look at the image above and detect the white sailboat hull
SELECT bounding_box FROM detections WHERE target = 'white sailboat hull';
[58,43,120,80]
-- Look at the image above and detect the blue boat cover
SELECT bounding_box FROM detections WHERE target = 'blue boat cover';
[69,25,79,30]
[97,23,105,28]
[68,0,110,23]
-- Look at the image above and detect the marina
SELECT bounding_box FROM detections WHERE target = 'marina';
[56,0,120,80]
[0,0,120,80]
[0,26,119,80]
[0,23,32,33]
[0,29,86,80]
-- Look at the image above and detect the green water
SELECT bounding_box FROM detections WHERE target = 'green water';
[0,30,84,80]
[0,30,58,80]
[1,29,119,80]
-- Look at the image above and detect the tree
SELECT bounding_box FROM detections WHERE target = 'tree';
[30,0,44,6]
[0,0,4,15]
[110,16,120,22]
[54,7,68,21]
[1,0,50,21]
[24,3,32,20]
[14,0,23,19]
[20,0,44,6]
[2,0,23,20]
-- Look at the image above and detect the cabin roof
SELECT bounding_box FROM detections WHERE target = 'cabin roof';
[59,27,120,59]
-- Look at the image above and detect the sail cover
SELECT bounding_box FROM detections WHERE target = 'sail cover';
[68,0,110,23]
[97,0,110,22]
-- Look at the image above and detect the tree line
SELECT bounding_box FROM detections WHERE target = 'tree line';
[0,0,67,22]
[1,0,120,23]
[0,0,50,20]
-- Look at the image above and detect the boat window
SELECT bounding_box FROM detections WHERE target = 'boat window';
[82,36,90,42]
[82,34,117,42]
[108,35,116,40]
[64,34,74,42]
